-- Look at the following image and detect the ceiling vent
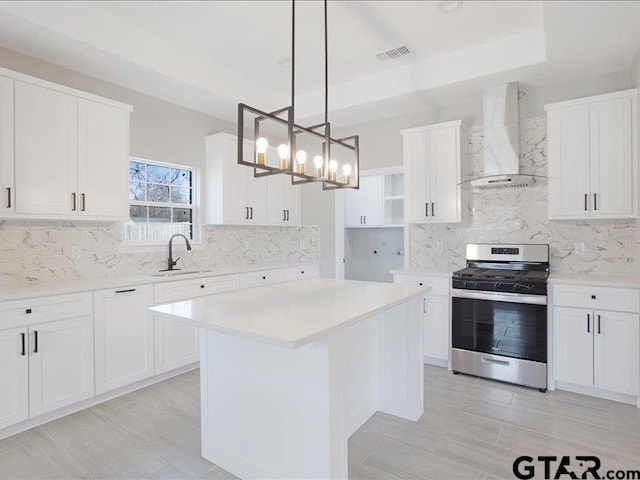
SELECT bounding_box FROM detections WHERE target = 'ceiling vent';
[376,46,411,62]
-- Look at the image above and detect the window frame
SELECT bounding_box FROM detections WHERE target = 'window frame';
[123,156,201,246]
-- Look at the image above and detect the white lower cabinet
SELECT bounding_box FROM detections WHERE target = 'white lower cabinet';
[553,283,640,397]
[94,285,155,394]
[0,327,28,429]
[393,273,450,365]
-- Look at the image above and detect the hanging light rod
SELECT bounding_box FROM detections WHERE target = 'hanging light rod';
[236,0,360,190]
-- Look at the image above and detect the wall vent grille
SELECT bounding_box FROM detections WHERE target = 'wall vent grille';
[376,45,411,62]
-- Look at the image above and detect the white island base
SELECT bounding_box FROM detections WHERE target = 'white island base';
[152,279,425,479]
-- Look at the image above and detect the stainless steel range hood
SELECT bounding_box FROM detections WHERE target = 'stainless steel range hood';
[466,82,544,189]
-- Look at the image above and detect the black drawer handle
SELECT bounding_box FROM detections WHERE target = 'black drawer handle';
[200,285,205,289]
[419,283,423,286]
[6,187,10,209]
[25,308,32,314]
[591,295,596,299]
[33,330,38,354]
[301,271,305,274]
[262,276,267,280]
[115,288,137,294]
[20,332,25,356]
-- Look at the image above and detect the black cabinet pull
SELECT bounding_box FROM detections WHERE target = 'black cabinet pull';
[591,295,596,299]
[81,193,86,212]
[286,210,289,221]
[262,276,266,280]
[597,314,601,334]
[364,215,366,224]
[20,332,25,356]
[584,193,588,211]
[419,282,423,286]
[587,313,590,333]
[301,271,305,274]
[250,207,253,219]
[71,192,77,211]
[593,193,597,211]
[33,330,38,353]
[200,285,205,289]
[431,202,435,217]
[6,187,10,209]
[115,288,136,294]
[425,203,429,217]
[245,207,249,220]
[25,308,32,314]
[283,210,286,221]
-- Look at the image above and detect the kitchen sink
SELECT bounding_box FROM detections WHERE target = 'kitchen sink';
[149,270,216,277]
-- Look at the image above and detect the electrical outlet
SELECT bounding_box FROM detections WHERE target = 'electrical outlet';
[574,242,585,255]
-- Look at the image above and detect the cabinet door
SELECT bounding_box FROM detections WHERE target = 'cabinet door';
[362,175,383,226]
[29,316,94,417]
[14,81,78,216]
[283,182,301,225]
[77,99,129,219]
[404,132,432,222]
[0,76,14,214]
[430,126,460,223]
[94,286,155,394]
[552,306,593,387]
[154,318,199,374]
[423,294,450,363]
[344,185,364,227]
[267,174,299,225]
[547,105,591,219]
[593,310,639,395]
[0,327,28,429]
[246,170,268,224]
[589,97,635,218]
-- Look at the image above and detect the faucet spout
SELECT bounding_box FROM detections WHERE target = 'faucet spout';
[167,234,192,271]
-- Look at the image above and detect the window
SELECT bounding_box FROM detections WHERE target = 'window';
[125,158,196,242]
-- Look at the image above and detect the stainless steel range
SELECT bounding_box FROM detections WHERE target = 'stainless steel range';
[451,244,549,391]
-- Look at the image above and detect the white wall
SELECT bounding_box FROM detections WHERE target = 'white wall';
[305,68,634,277]
[345,227,404,283]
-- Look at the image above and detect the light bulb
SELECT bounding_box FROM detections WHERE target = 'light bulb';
[295,150,307,174]
[329,159,338,182]
[342,164,352,185]
[255,137,268,165]
[313,155,324,177]
[277,144,290,169]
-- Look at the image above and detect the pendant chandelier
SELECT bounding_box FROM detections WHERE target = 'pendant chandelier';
[236,0,359,191]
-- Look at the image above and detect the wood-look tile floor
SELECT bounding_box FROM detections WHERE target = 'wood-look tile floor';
[1,365,640,479]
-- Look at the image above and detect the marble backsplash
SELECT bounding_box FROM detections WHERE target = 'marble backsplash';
[0,222,320,286]
[411,117,638,276]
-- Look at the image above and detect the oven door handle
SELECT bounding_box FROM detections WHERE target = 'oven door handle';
[451,288,547,305]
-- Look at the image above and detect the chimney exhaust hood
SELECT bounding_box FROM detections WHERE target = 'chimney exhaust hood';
[462,82,545,189]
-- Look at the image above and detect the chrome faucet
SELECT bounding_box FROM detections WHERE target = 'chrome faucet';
[164,234,192,271]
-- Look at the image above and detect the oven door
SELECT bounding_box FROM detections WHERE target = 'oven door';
[451,289,547,363]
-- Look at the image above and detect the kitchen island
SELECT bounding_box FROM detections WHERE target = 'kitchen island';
[151,278,427,479]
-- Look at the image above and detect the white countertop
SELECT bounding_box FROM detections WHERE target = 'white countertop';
[151,278,429,349]
[549,272,640,288]
[390,268,454,278]
[0,263,317,303]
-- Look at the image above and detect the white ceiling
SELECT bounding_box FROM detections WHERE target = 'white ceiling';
[0,1,638,127]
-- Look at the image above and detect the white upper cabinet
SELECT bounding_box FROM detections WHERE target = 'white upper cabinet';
[344,175,383,227]
[15,81,78,216]
[77,99,130,219]
[205,132,301,226]
[402,120,465,224]
[1,67,132,220]
[0,76,14,214]
[546,89,637,220]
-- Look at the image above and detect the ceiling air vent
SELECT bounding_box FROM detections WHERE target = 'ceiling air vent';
[376,45,411,62]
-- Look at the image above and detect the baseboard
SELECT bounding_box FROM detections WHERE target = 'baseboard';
[554,381,639,407]
[423,356,448,368]
[0,363,199,441]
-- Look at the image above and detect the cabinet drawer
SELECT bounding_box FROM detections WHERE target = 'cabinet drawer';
[239,270,285,289]
[552,284,640,313]
[393,274,450,296]
[281,265,320,282]
[0,292,92,329]
[154,275,239,303]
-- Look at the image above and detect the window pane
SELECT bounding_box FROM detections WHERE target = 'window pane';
[147,184,170,203]
[171,168,192,187]
[129,162,146,182]
[172,207,193,223]
[129,205,147,222]
[129,182,145,201]
[170,186,191,204]
[147,164,170,184]
[149,206,171,222]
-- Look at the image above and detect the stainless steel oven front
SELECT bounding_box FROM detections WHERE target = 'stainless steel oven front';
[451,288,548,390]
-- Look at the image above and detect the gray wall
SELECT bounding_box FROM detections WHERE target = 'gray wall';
[305,68,634,277]
[344,227,404,283]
